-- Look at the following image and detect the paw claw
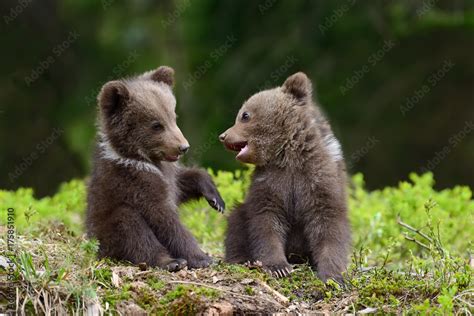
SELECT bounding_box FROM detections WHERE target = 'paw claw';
[264,263,293,278]
[206,196,225,213]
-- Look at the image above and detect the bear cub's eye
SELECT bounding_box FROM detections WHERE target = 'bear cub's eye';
[241,112,250,122]
[151,122,164,131]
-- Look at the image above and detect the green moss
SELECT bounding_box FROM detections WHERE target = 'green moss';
[157,285,205,315]
[146,276,166,291]
[136,286,160,310]
[245,286,255,295]
[268,265,325,302]
[217,263,249,275]
[160,285,190,305]
[195,286,220,299]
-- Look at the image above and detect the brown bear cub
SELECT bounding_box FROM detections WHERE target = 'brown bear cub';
[220,72,351,282]
[86,66,225,271]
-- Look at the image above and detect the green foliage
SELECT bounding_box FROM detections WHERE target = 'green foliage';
[350,172,473,264]
[0,179,86,235]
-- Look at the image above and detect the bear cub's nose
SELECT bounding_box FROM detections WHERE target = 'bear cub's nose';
[179,144,190,154]
[219,133,226,142]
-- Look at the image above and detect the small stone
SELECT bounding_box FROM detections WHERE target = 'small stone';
[359,307,378,314]
[116,302,146,316]
[240,278,254,285]
[205,301,233,316]
[288,304,297,311]
[111,271,122,287]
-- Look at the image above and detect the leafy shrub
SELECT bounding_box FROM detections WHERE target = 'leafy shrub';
[350,172,473,264]
[1,169,471,260]
[0,179,86,234]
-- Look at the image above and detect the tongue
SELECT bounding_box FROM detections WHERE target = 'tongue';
[236,144,248,159]
[166,155,179,161]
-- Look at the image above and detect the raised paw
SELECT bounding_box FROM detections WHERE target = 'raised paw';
[264,263,293,278]
[187,254,213,269]
[201,177,225,213]
[163,258,187,272]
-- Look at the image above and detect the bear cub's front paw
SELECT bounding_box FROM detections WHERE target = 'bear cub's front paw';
[263,262,293,278]
[201,177,225,213]
[162,258,187,272]
[187,254,213,269]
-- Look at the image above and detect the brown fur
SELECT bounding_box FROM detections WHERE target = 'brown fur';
[86,66,225,271]
[220,72,351,282]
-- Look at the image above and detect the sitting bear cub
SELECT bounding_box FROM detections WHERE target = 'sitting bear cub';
[86,66,225,271]
[220,72,350,282]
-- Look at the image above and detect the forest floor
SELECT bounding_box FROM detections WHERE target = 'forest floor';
[1,223,472,315]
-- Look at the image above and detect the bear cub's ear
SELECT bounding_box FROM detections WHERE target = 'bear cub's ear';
[282,72,312,102]
[150,66,175,87]
[98,81,129,118]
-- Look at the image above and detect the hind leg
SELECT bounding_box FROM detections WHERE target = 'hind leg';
[96,206,187,272]
[304,199,350,282]
[309,218,350,283]
[224,205,251,263]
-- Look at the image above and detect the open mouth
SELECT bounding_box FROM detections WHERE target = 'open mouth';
[224,141,249,159]
[164,154,180,162]
[225,141,247,152]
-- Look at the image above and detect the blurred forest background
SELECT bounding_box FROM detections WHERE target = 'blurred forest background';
[1,0,473,196]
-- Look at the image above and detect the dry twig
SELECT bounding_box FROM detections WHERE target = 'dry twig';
[256,280,289,305]
[397,216,433,243]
